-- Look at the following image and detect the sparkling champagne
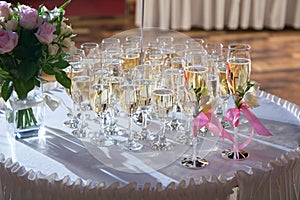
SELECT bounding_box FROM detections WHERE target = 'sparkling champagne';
[120,85,140,115]
[72,76,90,106]
[121,53,140,69]
[107,76,123,101]
[152,88,174,120]
[90,84,109,115]
[218,69,230,97]
[207,74,219,99]
[226,58,251,94]
[135,79,153,107]
[184,66,208,89]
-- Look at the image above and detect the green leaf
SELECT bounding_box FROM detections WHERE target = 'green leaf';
[1,80,13,101]
[54,58,70,69]
[0,69,11,81]
[42,64,55,75]
[59,0,71,11]
[55,70,71,89]
[18,60,39,81]
[14,79,34,99]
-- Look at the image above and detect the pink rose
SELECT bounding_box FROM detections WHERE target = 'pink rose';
[0,30,18,54]
[19,7,41,29]
[34,22,56,44]
[0,1,13,20]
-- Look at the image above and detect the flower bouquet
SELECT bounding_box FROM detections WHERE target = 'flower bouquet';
[0,0,75,138]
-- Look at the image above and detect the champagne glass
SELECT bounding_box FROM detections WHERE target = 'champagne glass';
[175,85,193,145]
[119,83,143,151]
[221,43,251,160]
[80,42,100,72]
[170,57,186,70]
[132,64,155,140]
[120,42,140,70]
[181,66,209,169]
[217,60,232,128]
[185,38,205,50]
[89,83,115,146]
[156,36,174,61]
[172,44,188,58]
[63,54,83,128]
[101,38,121,59]
[71,75,91,138]
[205,42,224,75]
[185,49,208,67]
[151,87,175,151]
[163,68,184,131]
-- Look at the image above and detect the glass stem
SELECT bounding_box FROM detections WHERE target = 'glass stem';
[233,125,239,159]
[128,114,134,144]
[185,114,192,142]
[99,114,104,136]
[192,134,197,163]
[141,109,147,131]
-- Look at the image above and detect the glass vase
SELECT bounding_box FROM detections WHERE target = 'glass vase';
[5,82,44,139]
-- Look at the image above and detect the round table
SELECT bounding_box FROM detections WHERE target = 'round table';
[0,85,299,199]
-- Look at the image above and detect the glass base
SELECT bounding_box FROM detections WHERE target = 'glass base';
[151,139,173,151]
[106,124,127,136]
[133,128,155,141]
[166,119,183,131]
[221,119,233,129]
[119,140,143,151]
[221,149,249,160]
[91,135,116,147]
[175,133,192,145]
[181,156,209,169]
[72,129,87,138]
[64,118,79,129]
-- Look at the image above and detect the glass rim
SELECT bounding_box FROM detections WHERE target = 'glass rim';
[227,43,251,51]
[184,65,208,73]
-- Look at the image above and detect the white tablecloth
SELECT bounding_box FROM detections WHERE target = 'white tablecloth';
[135,0,300,30]
[0,86,299,199]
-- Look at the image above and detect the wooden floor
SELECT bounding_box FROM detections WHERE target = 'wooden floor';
[68,14,300,106]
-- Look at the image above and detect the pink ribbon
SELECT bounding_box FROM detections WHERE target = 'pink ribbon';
[192,110,234,143]
[225,103,272,151]
[240,104,272,136]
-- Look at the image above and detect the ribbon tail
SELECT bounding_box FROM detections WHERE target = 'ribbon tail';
[237,127,255,150]
[240,105,272,136]
[205,112,235,143]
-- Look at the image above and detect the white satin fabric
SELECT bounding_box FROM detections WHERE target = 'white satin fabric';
[0,86,299,199]
[135,0,300,30]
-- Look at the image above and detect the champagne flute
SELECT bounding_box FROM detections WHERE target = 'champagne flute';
[151,87,175,151]
[181,66,209,169]
[63,54,83,128]
[89,83,115,146]
[185,49,208,67]
[80,42,100,72]
[119,84,143,151]
[163,68,184,131]
[120,42,140,70]
[221,43,251,160]
[133,64,154,140]
[185,38,205,50]
[217,60,232,128]
[71,75,91,138]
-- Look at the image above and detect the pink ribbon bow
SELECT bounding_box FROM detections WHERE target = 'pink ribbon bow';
[192,110,234,143]
[225,103,272,150]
